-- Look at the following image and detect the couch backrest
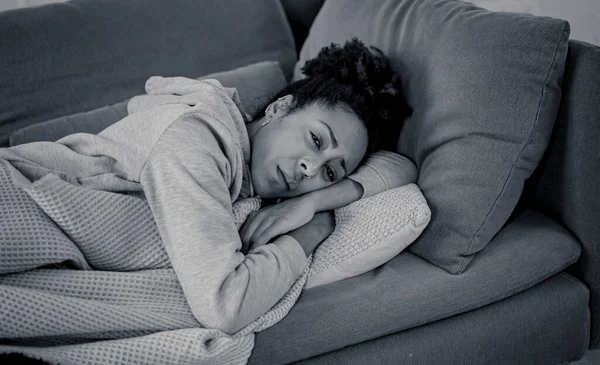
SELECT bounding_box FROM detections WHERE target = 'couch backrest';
[521,39,600,349]
[0,0,297,147]
[280,0,325,54]
[287,0,600,345]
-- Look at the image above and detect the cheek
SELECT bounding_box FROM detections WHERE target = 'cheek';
[277,121,307,150]
[250,147,270,188]
[253,133,277,167]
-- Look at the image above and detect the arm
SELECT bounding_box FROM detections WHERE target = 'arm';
[141,116,308,335]
[308,150,418,213]
[285,211,335,256]
[240,150,418,248]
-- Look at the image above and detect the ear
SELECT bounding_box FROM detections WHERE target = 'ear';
[265,94,295,119]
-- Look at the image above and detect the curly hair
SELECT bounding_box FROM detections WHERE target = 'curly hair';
[257,38,412,161]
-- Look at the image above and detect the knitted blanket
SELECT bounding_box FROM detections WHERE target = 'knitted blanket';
[0,162,310,365]
[0,160,427,365]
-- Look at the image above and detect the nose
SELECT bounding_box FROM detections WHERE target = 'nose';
[298,156,321,179]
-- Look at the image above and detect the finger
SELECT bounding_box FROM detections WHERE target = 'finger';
[254,221,288,248]
[240,212,263,244]
[240,238,251,255]
[255,216,296,247]
[239,220,251,244]
[249,216,277,247]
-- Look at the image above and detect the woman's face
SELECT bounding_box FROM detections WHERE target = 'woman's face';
[249,96,368,199]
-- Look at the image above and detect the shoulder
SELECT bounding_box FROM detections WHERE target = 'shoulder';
[150,115,234,168]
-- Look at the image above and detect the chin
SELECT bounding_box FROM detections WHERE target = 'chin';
[256,185,289,200]
[258,191,277,199]
[252,179,276,199]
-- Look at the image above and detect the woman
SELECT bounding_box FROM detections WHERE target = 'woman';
[0,39,415,334]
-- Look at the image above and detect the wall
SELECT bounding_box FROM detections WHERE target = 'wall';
[0,0,67,12]
[468,0,600,45]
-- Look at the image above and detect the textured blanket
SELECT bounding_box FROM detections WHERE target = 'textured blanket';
[0,161,310,365]
[0,159,427,365]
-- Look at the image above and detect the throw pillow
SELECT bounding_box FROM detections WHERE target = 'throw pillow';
[10,61,287,146]
[232,185,430,288]
[296,0,570,274]
[305,183,430,288]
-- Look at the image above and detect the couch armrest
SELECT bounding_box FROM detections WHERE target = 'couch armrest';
[524,40,600,349]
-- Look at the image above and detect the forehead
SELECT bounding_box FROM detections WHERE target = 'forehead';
[301,103,368,171]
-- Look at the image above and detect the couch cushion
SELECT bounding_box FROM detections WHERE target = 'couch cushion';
[295,0,570,274]
[9,61,287,146]
[249,210,581,364]
[0,0,296,147]
[288,273,589,365]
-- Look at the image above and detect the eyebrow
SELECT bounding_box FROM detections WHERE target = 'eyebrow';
[317,119,347,177]
[318,119,338,149]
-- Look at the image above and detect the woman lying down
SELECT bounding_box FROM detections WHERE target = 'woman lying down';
[0,40,415,334]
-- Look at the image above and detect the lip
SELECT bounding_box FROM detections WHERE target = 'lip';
[278,167,290,190]
[279,166,296,191]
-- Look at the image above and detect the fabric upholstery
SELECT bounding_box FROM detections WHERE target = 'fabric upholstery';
[10,103,128,147]
[295,0,570,274]
[290,273,589,365]
[0,0,296,147]
[524,40,600,349]
[249,209,581,364]
[9,61,287,146]
[280,0,325,54]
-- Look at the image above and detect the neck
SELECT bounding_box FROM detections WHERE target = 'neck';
[245,115,267,141]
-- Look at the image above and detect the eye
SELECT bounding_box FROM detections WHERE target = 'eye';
[310,132,321,150]
[325,165,336,181]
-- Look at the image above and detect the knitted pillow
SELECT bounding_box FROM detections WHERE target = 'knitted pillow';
[234,185,430,288]
[305,183,430,288]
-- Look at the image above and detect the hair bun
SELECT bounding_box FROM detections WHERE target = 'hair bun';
[301,38,401,101]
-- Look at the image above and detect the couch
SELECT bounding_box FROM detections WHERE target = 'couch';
[0,0,597,364]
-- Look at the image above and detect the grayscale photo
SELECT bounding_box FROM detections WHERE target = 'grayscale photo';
[0,0,599,364]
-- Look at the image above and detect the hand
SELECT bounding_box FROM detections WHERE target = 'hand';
[239,196,317,251]
[287,211,335,256]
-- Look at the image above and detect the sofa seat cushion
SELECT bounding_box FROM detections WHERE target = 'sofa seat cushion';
[249,209,581,364]
[290,272,589,365]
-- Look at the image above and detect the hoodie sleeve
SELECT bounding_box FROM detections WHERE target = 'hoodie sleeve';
[348,150,418,198]
[140,114,308,335]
